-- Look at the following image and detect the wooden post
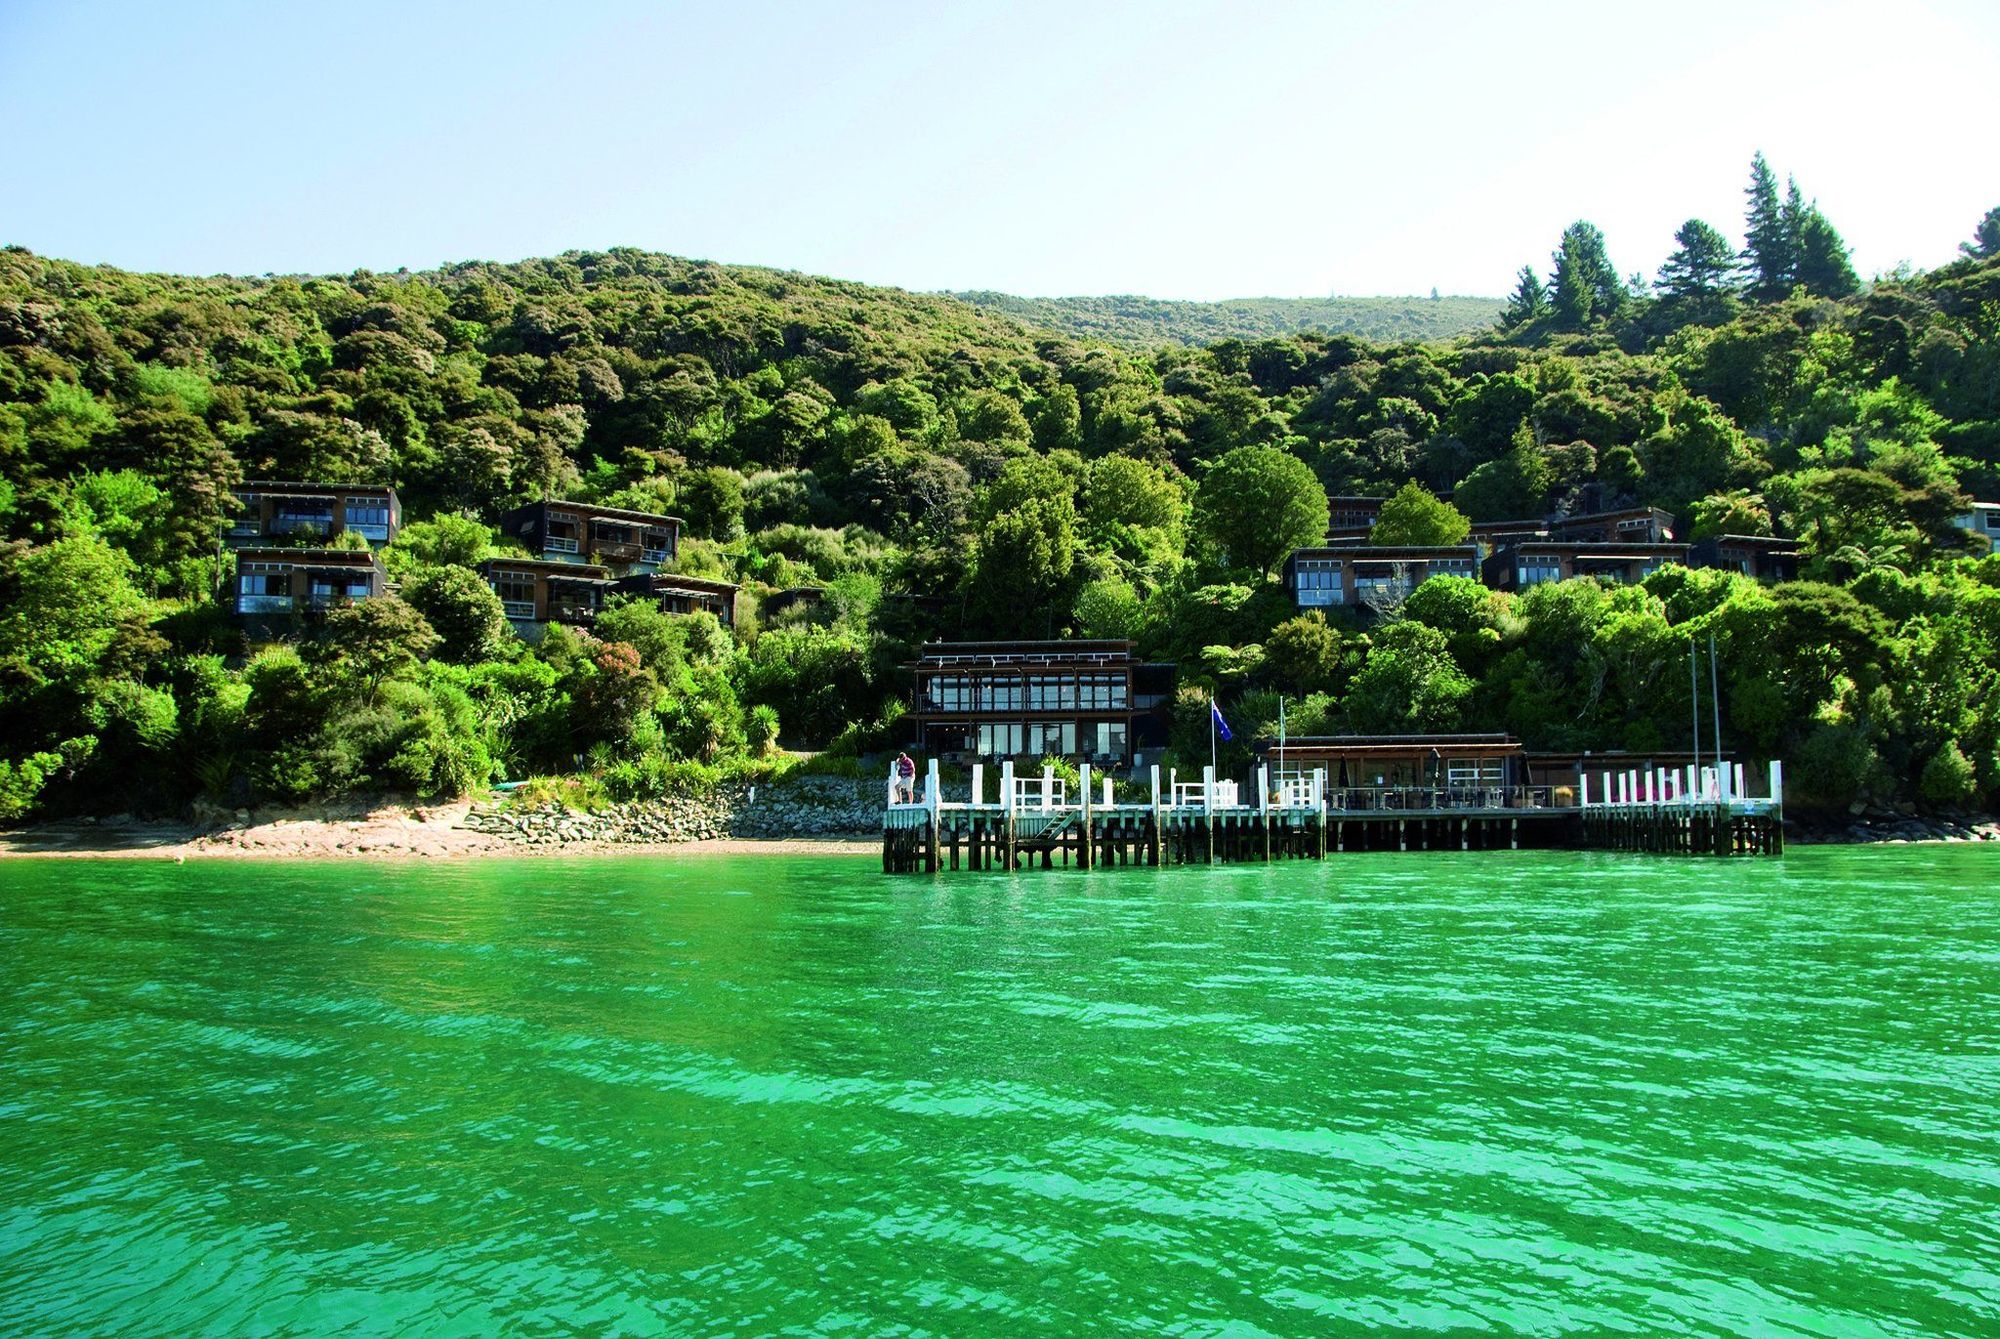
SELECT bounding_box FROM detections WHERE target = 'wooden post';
[1001,760,1016,871]
[925,759,941,873]
[1149,764,1163,866]
[1257,764,1271,863]
[1078,763,1093,871]
[1202,764,1216,863]
[1314,768,1328,859]
[970,763,984,808]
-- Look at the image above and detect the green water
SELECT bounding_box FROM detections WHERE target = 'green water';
[2,850,1997,1337]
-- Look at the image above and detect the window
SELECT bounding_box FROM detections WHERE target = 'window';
[1077,673,1125,709]
[236,564,293,613]
[930,675,970,712]
[1026,722,1076,756]
[1354,565,1409,603]
[1293,560,1345,607]
[344,498,391,540]
[1517,559,1563,586]
[273,498,334,535]
[1028,674,1076,710]
[1094,721,1128,758]
[491,572,537,620]
[976,722,1024,757]
[986,676,1023,711]
[1427,557,1475,578]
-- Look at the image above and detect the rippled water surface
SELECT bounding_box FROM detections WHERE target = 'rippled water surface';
[3,848,1999,1336]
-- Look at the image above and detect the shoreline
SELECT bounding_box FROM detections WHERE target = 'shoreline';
[0,801,879,861]
[3,799,1997,861]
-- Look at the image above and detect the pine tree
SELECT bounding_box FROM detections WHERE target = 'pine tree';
[1500,265,1548,329]
[1742,152,1794,300]
[1549,222,1620,329]
[1656,218,1739,301]
[1960,206,2000,260]
[1794,204,1859,297]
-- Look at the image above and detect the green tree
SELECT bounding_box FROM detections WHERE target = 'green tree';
[1549,221,1621,329]
[1341,621,1472,732]
[1500,265,1548,330]
[1451,425,1549,520]
[401,564,511,663]
[1793,199,1859,298]
[1370,481,1470,546]
[679,467,747,540]
[1960,206,2000,260]
[1743,151,1795,300]
[1656,219,1739,302]
[1192,446,1329,576]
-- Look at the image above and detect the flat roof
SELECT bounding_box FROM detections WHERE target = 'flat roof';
[236,481,398,497]
[233,546,380,565]
[516,499,685,527]
[638,574,740,596]
[479,557,613,577]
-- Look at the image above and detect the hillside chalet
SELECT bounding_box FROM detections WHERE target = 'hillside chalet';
[617,573,740,626]
[1283,546,1480,609]
[909,640,1174,767]
[498,500,679,572]
[233,547,386,622]
[226,483,401,546]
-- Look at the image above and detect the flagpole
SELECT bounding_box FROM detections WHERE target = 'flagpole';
[1210,694,1218,781]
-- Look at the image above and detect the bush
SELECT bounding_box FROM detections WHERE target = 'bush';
[1919,741,1979,809]
[401,564,510,663]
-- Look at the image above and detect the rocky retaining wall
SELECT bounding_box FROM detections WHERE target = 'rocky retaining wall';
[459,775,880,847]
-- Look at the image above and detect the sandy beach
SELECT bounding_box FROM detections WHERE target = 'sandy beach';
[0,801,879,861]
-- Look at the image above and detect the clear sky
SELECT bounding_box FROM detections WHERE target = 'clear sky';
[2,0,1995,299]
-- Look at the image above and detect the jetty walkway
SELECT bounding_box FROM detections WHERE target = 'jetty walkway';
[882,758,1783,873]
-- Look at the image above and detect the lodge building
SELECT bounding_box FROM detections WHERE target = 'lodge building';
[226,482,401,547]
[232,547,387,625]
[1284,546,1480,609]
[909,640,1175,767]
[498,500,679,573]
[1482,540,1692,592]
[480,557,617,633]
[617,572,740,627]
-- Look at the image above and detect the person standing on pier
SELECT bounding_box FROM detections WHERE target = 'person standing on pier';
[894,751,917,804]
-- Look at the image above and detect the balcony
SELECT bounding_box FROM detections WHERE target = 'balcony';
[640,547,671,566]
[548,602,599,624]
[543,535,580,555]
[501,599,537,621]
[593,540,642,563]
[348,523,390,542]
[237,594,295,614]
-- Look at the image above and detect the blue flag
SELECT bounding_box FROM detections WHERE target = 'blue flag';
[1211,700,1233,742]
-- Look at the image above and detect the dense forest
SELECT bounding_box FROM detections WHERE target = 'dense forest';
[950,291,1503,347]
[3,159,1999,821]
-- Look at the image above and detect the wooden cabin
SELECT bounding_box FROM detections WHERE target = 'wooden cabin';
[1261,734,1528,791]
[497,500,680,573]
[617,573,739,627]
[1548,506,1678,544]
[479,557,616,635]
[232,547,386,622]
[1283,545,1481,610]
[909,640,1174,767]
[1689,534,1802,581]
[226,483,401,547]
[1483,540,1691,591]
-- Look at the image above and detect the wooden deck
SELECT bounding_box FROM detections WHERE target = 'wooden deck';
[881,759,1784,872]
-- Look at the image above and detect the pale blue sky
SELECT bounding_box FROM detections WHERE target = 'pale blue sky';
[3,0,1995,299]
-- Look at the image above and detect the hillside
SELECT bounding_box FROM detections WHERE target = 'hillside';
[951,290,1504,346]
[3,233,2000,823]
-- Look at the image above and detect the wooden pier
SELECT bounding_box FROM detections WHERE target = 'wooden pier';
[882,758,1785,873]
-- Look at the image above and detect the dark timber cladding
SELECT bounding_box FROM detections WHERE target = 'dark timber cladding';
[498,500,680,571]
[1285,546,1479,609]
[909,640,1173,767]
[479,557,615,629]
[617,572,740,626]
[233,547,386,617]
[226,482,401,546]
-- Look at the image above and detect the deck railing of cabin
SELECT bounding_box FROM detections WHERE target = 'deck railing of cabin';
[1580,761,1783,811]
[543,535,580,555]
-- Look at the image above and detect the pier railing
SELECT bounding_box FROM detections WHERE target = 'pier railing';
[882,754,1787,869]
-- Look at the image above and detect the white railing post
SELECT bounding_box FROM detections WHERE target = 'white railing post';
[886,762,899,808]
[1041,765,1054,813]
[1257,764,1269,814]
[1103,775,1114,808]
[1078,763,1091,817]
[1202,765,1215,816]
[1150,763,1160,809]
[1001,760,1015,816]
[926,759,940,812]
[1580,772,1590,806]
[971,763,984,807]
[1733,763,1745,802]
[1769,759,1783,805]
